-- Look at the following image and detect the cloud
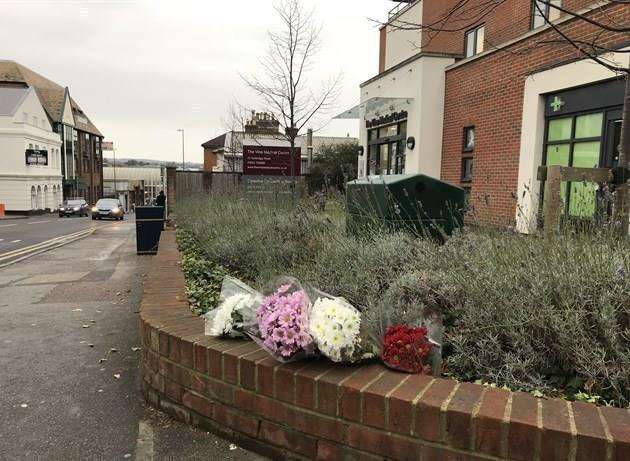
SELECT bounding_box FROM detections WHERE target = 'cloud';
[0,0,388,161]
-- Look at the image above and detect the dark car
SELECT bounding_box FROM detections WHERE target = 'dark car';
[91,198,125,220]
[59,198,90,217]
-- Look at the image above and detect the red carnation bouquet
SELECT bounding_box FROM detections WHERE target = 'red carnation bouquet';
[381,324,433,373]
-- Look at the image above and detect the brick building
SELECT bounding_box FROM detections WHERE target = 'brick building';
[353,1,629,231]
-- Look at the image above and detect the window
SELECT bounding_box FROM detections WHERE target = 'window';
[366,120,407,176]
[463,126,475,151]
[531,0,561,29]
[461,126,475,183]
[461,158,474,182]
[544,111,604,217]
[465,25,485,58]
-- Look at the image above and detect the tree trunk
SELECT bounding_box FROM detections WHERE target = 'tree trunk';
[614,71,630,234]
[290,138,297,203]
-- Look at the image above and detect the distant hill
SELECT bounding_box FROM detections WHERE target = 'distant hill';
[103,157,203,170]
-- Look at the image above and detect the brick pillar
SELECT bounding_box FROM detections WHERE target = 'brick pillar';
[166,167,177,217]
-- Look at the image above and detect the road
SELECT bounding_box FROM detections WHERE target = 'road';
[0,220,266,460]
[0,214,117,264]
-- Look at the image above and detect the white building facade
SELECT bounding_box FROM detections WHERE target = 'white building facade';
[0,85,62,212]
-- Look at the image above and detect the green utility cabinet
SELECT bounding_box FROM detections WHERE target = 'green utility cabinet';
[346,174,466,239]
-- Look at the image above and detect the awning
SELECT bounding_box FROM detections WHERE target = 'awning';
[334,97,414,120]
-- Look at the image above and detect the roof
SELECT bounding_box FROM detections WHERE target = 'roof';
[103,166,163,183]
[0,60,103,136]
[70,96,103,137]
[202,133,227,149]
[0,84,30,116]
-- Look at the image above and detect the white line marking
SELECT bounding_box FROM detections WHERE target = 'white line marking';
[27,220,51,225]
[0,224,17,228]
[9,240,21,243]
[135,420,154,461]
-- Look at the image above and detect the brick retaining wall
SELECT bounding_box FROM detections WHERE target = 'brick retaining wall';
[139,230,630,460]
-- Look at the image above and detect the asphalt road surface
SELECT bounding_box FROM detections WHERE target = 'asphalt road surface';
[0,214,119,261]
[0,220,267,460]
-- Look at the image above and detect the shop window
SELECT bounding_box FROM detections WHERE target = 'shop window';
[366,121,407,175]
[531,0,561,29]
[543,110,604,217]
[465,25,485,58]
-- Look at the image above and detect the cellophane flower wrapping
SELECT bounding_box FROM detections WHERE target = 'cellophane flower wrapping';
[371,307,443,374]
[307,288,373,363]
[251,277,315,363]
[204,276,262,338]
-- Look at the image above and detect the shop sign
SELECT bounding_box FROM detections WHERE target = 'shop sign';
[25,149,48,166]
[243,145,301,176]
[366,110,408,129]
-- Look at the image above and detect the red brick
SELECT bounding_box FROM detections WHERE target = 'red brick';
[182,391,213,418]
[208,339,243,378]
[446,382,484,450]
[347,424,422,460]
[541,399,573,461]
[239,349,268,391]
[213,402,260,438]
[259,421,317,458]
[508,392,540,461]
[234,389,287,423]
[274,361,310,404]
[179,333,204,369]
[285,405,347,443]
[388,374,434,435]
[600,406,630,461]
[294,361,333,410]
[414,378,457,442]
[256,357,278,398]
[362,372,408,429]
[159,398,190,424]
[316,440,383,461]
[339,364,385,422]
[316,365,360,416]
[158,330,169,356]
[206,378,234,404]
[192,338,212,374]
[222,342,259,384]
[572,401,609,461]
[474,387,509,457]
[164,379,184,403]
[190,372,208,395]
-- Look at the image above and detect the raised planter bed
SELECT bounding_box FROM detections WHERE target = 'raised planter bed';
[139,230,630,460]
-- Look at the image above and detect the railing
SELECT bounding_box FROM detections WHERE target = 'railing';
[388,0,414,20]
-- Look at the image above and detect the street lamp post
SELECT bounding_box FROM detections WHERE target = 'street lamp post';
[177,129,185,171]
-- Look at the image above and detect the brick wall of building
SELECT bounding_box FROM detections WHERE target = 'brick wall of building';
[203,148,217,172]
[420,0,595,56]
[439,2,629,226]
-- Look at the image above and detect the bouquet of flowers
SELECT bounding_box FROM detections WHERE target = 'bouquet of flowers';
[253,277,315,362]
[381,324,433,373]
[308,292,369,363]
[204,277,262,338]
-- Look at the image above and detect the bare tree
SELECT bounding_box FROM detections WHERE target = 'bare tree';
[383,0,630,229]
[241,0,342,196]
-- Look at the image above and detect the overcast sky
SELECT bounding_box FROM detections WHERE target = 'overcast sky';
[0,0,394,163]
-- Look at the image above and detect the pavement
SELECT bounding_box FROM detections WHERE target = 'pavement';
[0,219,267,460]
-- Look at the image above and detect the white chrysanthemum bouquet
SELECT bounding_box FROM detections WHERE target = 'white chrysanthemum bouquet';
[205,277,262,338]
[309,294,369,363]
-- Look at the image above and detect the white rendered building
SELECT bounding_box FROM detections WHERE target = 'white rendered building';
[0,84,62,212]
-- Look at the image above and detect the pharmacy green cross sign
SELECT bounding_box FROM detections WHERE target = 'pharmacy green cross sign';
[550,96,565,112]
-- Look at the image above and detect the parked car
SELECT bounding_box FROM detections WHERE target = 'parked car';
[91,198,125,220]
[59,198,90,217]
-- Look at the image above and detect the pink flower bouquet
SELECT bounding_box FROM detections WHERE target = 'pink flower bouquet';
[252,278,315,362]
